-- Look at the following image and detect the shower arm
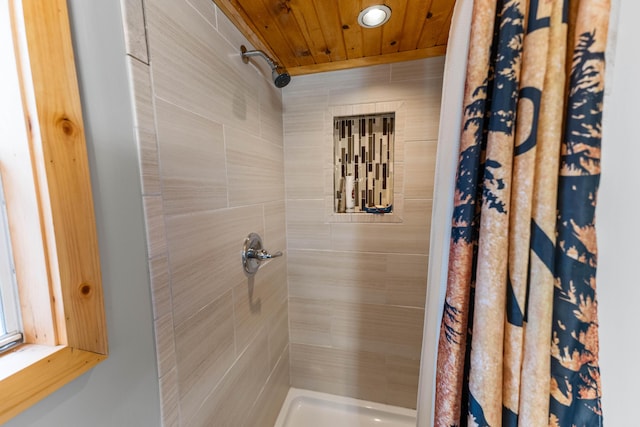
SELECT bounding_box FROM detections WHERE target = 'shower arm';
[240,45,291,88]
[241,46,279,71]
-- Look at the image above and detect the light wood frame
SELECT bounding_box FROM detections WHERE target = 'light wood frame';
[0,0,108,423]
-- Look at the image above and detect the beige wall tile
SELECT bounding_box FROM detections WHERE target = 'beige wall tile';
[146,0,261,133]
[286,200,332,250]
[186,332,270,427]
[244,347,290,427]
[264,201,287,254]
[330,301,388,354]
[404,140,438,199]
[394,161,406,195]
[330,302,424,359]
[285,145,326,199]
[155,98,228,215]
[126,57,154,131]
[282,107,327,136]
[403,92,443,142]
[186,0,216,28]
[287,250,387,304]
[260,82,285,146]
[154,312,176,379]
[290,343,387,403]
[142,195,167,259]
[390,56,446,82]
[268,299,289,371]
[283,129,327,150]
[225,127,285,207]
[135,128,161,196]
[380,305,425,360]
[214,5,251,52]
[175,290,235,420]
[330,199,432,254]
[328,80,426,108]
[233,260,287,354]
[159,367,180,427]
[150,255,171,320]
[392,111,407,164]
[385,254,429,308]
[289,297,332,347]
[165,206,263,326]
[282,92,328,135]
[126,58,161,195]
[290,343,422,410]
[121,0,149,62]
[386,355,421,409]
[322,65,392,94]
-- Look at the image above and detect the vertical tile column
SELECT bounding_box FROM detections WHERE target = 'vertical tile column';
[119,0,290,426]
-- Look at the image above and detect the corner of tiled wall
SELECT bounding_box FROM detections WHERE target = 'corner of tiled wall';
[120,0,290,426]
[120,0,181,425]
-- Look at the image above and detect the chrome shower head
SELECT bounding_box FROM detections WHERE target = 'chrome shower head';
[240,45,291,88]
[271,67,291,88]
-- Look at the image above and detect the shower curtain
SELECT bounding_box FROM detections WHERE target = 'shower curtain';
[434,0,610,425]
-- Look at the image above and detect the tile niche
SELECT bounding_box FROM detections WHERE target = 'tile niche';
[326,101,406,223]
[334,112,395,215]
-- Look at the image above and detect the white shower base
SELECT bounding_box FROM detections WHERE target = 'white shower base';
[273,388,417,427]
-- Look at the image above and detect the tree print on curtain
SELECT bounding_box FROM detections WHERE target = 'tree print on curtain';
[467,0,525,424]
[549,2,609,424]
[434,0,610,426]
[435,0,525,425]
[434,0,497,424]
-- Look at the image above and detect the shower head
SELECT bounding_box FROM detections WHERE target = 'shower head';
[240,45,291,88]
[272,67,291,88]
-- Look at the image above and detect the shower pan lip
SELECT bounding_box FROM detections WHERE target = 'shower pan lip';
[274,387,416,427]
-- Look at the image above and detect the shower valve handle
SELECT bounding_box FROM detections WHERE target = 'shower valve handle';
[247,248,282,260]
[242,232,283,276]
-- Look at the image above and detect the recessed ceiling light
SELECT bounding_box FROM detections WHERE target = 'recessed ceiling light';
[357,5,392,28]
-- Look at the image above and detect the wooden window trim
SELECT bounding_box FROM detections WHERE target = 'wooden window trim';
[0,0,108,423]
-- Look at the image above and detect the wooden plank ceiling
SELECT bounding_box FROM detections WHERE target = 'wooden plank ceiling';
[213,0,456,76]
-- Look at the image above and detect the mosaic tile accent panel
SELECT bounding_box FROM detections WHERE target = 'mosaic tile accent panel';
[334,113,395,214]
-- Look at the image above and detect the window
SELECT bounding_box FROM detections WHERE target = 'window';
[0,0,108,423]
[0,176,22,352]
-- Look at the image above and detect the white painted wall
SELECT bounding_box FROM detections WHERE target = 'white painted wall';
[4,1,161,426]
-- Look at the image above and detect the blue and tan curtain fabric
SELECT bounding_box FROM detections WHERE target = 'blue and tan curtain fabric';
[434,0,610,426]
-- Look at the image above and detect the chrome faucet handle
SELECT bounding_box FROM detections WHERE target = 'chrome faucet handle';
[251,249,282,260]
[242,233,283,276]
[246,248,282,260]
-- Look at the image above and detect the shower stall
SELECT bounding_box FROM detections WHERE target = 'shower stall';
[121,0,449,425]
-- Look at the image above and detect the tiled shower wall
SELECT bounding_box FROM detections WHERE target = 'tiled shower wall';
[120,0,289,426]
[283,57,444,409]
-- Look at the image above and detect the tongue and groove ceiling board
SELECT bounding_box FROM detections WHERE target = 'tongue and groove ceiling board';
[213,0,455,76]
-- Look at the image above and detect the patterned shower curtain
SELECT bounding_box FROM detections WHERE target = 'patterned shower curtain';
[434,0,610,426]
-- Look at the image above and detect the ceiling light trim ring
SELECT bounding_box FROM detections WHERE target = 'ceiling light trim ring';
[357,5,392,28]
